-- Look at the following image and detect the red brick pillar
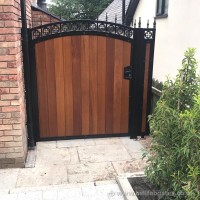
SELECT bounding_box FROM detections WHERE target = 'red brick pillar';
[0,0,31,168]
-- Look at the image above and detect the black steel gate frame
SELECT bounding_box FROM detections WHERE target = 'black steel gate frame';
[26,19,156,145]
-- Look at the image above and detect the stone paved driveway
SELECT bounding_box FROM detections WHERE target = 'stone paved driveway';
[0,137,147,200]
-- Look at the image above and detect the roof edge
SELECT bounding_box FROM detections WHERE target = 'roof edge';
[31,4,63,21]
[125,0,140,26]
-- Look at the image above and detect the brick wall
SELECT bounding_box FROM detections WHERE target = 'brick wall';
[32,9,60,27]
[0,0,31,168]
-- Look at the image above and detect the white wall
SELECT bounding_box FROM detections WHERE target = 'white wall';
[133,0,200,81]
[133,0,157,27]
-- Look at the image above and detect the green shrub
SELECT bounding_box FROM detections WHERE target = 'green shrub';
[144,48,200,200]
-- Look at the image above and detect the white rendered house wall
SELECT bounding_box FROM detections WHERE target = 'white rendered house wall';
[133,0,200,81]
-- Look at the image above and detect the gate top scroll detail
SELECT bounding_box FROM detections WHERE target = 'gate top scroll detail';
[29,20,140,43]
[29,20,156,43]
[30,20,135,43]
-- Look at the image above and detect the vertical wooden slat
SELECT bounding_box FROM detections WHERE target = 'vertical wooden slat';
[54,38,65,137]
[45,40,57,137]
[81,36,90,135]
[120,42,131,133]
[105,38,115,134]
[97,36,106,134]
[63,36,74,136]
[141,43,151,132]
[36,36,132,139]
[113,39,123,133]
[72,36,82,135]
[35,42,49,138]
[89,36,98,134]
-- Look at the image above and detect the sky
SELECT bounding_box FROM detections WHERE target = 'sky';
[46,0,52,4]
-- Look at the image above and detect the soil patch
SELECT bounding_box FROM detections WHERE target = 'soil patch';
[128,177,158,200]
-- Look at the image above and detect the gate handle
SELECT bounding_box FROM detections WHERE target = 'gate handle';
[124,66,133,80]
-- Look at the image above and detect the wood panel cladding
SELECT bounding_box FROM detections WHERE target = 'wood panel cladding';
[141,42,151,133]
[35,36,131,138]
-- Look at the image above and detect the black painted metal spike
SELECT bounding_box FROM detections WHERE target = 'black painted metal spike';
[106,13,108,21]
[115,14,117,23]
[40,16,42,26]
[147,20,149,28]
[28,19,31,28]
[138,17,141,28]
[131,20,133,27]
[153,17,156,28]
[134,19,136,28]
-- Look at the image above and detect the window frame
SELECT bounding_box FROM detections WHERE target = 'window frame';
[156,0,168,18]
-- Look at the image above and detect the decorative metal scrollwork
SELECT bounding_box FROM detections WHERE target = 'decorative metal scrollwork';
[116,27,124,35]
[98,23,106,31]
[30,20,155,42]
[42,27,51,36]
[89,22,97,31]
[32,29,41,38]
[52,25,60,34]
[30,20,137,41]
[144,30,153,40]
[107,24,115,33]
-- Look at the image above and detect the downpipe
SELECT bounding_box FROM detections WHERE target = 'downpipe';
[20,0,35,149]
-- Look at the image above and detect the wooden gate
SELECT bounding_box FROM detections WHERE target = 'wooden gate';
[28,20,156,141]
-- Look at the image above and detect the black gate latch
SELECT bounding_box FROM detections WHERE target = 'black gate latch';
[124,66,133,80]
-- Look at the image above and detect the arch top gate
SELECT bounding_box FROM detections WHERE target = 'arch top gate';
[28,19,156,142]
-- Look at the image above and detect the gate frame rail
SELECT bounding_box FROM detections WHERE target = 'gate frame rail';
[27,19,156,145]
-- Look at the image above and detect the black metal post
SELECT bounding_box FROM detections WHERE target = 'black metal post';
[129,28,144,139]
[20,0,35,148]
[122,0,126,24]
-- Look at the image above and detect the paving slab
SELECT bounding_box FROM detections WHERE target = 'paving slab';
[6,181,125,200]
[57,187,83,200]
[17,191,43,200]
[67,162,117,183]
[0,169,19,190]
[67,147,80,164]
[10,182,94,194]
[57,139,95,148]
[0,194,18,200]
[81,185,97,199]
[78,144,131,163]
[42,189,58,200]
[0,189,9,195]
[96,183,124,200]
[94,138,121,145]
[120,138,144,159]
[0,137,148,200]
[36,148,71,166]
[112,159,147,175]
[95,180,117,186]
[16,165,68,188]
[37,141,57,149]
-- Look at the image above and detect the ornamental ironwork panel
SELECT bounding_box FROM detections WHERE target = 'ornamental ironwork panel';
[30,20,136,42]
[144,30,154,40]
[29,20,156,43]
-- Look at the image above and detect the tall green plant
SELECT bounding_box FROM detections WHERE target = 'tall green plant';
[161,48,199,111]
[144,48,200,199]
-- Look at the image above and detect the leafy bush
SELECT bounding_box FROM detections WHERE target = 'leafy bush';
[144,48,200,199]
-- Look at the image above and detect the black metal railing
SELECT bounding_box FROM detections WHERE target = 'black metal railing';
[29,19,156,43]
[30,20,134,41]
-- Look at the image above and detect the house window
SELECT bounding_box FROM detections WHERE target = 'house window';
[156,0,168,17]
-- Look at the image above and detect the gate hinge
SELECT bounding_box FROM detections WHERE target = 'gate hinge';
[124,65,133,80]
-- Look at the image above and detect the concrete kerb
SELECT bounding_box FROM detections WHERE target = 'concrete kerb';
[117,172,145,200]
